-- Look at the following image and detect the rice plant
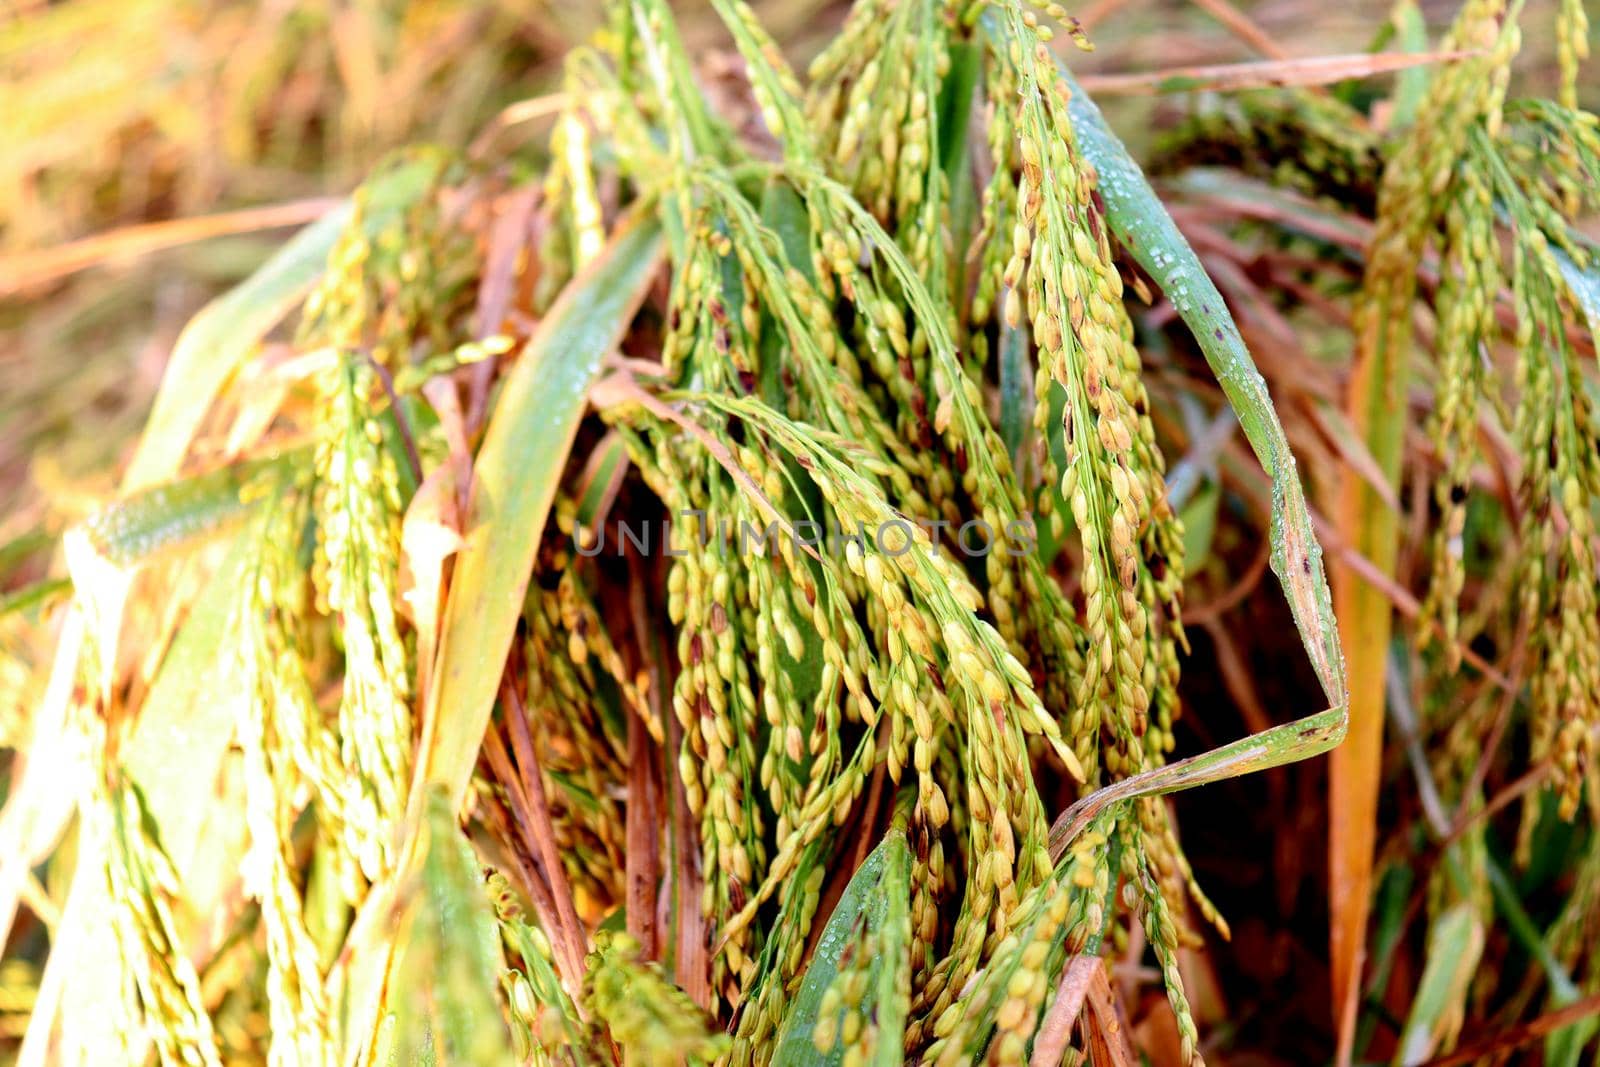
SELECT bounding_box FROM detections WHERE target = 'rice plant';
[1,0,1596,1064]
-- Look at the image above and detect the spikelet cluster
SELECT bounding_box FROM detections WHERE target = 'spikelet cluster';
[505,571,633,916]
[1354,0,1515,405]
[558,1,1223,1057]
[1155,89,1382,208]
[924,812,1117,1066]
[298,184,439,881]
[1003,19,1187,778]
[1499,190,1600,822]
[234,485,340,1067]
[1556,0,1589,112]
[807,0,953,285]
[312,352,411,879]
[584,931,731,1066]
[102,782,223,1067]
[1383,1,1600,824]
[491,873,592,1064]
[984,9,1210,961]
[657,444,769,1004]
[1418,162,1499,666]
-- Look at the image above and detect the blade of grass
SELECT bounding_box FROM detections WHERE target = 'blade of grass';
[1357,861,1416,1054]
[418,212,663,809]
[0,577,71,618]
[1394,902,1484,1065]
[999,321,1031,467]
[668,693,711,1010]
[625,699,662,961]
[1328,131,1419,1067]
[377,789,516,1066]
[770,829,912,1067]
[120,157,438,492]
[574,431,630,536]
[937,40,982,300]
[1387,1,1433,128]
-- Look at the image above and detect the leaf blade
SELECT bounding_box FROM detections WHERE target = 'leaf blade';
[1395,903,1484,1065]
[420,214,664,807]
[771,830,912,1067]
[121,158,438,492]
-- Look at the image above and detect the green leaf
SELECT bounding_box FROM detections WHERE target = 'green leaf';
[0,528,52,579]
[936,41,981,182]
[1387,0,1433,129]
[1179,479,1221,568]
[759,177,814,404]
[938,40,982,297]
[0,576,71,619]
[772,830,912,1067]
[1394,903,1484,1065]
[62,451,306,687]
[421,214,664,807]
[760,178,814,283]
[119,532,253,885]
[377,789,514,1066]
[1553,242,1600,341]
[1484,857,1598,1067]
[121,157,440,492]
[575,433,629,530]
[998,321,1031,467]
[75,452,303,569]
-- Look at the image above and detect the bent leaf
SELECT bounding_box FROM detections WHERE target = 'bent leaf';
[1028,56,1348,856]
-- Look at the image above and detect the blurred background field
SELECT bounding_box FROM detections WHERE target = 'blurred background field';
[0,1,1595,1062]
